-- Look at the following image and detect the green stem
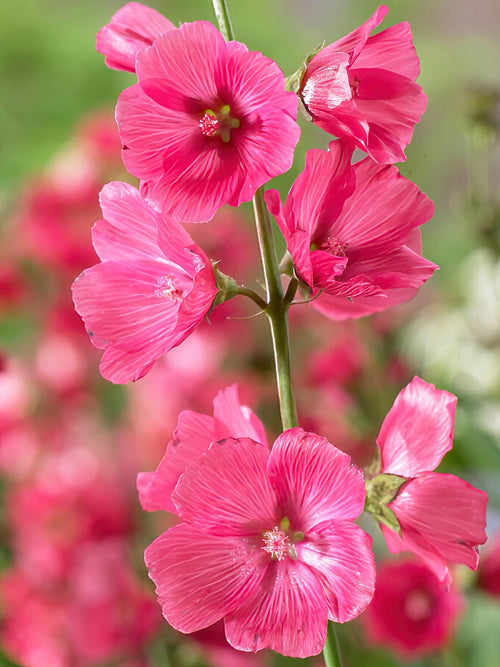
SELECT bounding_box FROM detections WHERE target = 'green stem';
[323,622,343,667]
[211,0,234,40]
[252,187,298,430]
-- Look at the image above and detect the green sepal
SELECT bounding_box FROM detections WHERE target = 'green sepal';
[365,473,407,534]
[208,265,241,312]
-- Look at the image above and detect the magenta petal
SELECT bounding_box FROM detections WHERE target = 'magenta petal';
[137,411,216,513]
[213,385,268,447]
[268,428,366,531]
[299,521,375,622]
[224,559,328,657]
[92,182,166,262]
[329,6,389,62]
[96,2,175,73]
[173,438,277,536]
[146,524,266,634]
[356,21,421,80]
[387,473,488,579]
[378,377,457,476]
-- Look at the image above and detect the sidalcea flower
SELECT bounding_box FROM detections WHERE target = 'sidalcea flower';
[138,384,268,515]
[298,5,427,164]
[365,376,488,582]
[116,20,300,222]
[265,140,437,320]
[96,2,175,73]
[72,181,217,383]
[144,428,375,657]
[363,559,464,658]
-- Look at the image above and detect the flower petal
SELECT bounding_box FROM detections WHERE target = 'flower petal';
[146,524,266,633]
[386,473,488,580]
[298,521,375,622]
[378,377,457,476]
[224,558,328,657]
[173,437,277,536]
[213,385,268,446]
[268,428,366,532]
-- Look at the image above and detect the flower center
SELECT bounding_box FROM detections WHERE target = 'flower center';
[312,237,348,257]
[199,105,241,143]
[349,75,360,97]
[403,589,434,622]
[155,275,183,300]
[261,517,305,561]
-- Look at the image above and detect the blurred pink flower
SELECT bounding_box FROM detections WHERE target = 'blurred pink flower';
[72,181,217,383]
[97,2,174,73]
[299,5,427,163]
[266,140,437,320]
[477,533,500,597]
[116,20,300,221]
[375,377,488,581]
[363,559,464,658]
[145,428,375,657]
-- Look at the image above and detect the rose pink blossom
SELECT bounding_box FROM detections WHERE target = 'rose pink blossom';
[363,559,464,658]
[265,140,437,320]
[116,20,300,222]
[96,2,175,73]
[376,377,488,582]
[145,428,375,657]
[477,533,500,597]
[72,181,217,383]
[299,5,427,163]
[138,384,268,514]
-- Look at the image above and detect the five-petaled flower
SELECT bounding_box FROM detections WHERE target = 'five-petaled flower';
[71,181,217,383]
[266,140,437,320]
[143,427,375,657]
[116,20,300,222]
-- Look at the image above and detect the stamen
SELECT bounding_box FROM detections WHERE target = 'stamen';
[262,527,290,561]
[155,275,183,300]
[319,237,348,257]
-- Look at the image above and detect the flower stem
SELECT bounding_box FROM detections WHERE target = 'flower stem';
[253,187,298,431]
[323,622,343,667]
[211,0,235,40]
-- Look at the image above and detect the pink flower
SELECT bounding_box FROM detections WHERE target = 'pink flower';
[299,6,427,163]
[138,384,268,515]
[477,533,500,597]
[145,428,375,657]
[116,20,300,222]
[363,559,464,658]
[369,377,488,582]
[265,140,437,320]
[71,181,217,383]
[96,2,175,73]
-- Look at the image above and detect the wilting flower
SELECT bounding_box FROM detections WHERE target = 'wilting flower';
[144,428,375,657]
[298,5,427,163]
[138,384,268,514]
[363,559,464,658]
[116,20,300,222]
[96,2,175,73]
[72,181,217,383]
[366,376,488,582]
[266,140,437,320]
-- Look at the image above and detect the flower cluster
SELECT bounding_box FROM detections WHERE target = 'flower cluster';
[65,1,490,662]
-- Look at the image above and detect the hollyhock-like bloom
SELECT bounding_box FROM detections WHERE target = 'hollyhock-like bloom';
[363,559,464,658]
[265,140,437,320]
[138,384,268,514]
[477,533,500,597]
[299,5,427,163]
[72,181,217,383]
[96,2,175,73]
[367,376,488,582]
[145,428,375,657]
[116,20,300,222]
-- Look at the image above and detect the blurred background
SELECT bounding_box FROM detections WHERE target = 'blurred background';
[0,1,499,665]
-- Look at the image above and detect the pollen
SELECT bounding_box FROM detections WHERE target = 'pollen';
[262,526,290,561]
